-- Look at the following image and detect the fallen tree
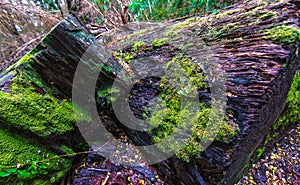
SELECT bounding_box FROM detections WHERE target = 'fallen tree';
[0,0,299,184]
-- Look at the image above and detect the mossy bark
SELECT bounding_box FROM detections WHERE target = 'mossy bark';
[0,15,130,184]
[99,0,300,184]
[0,0,299,184]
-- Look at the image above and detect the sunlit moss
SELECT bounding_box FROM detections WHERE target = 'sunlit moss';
[222,22,243,33]
[114,52,135,63]
[170,21,195,31]
[128,28,149,38]
[0,83,75,137]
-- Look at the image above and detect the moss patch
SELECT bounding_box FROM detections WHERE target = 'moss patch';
[215,9,240,19]
[263,25,300,44]
[152,38,169,47]
[0,52,89,138]
[263,70,300,146]
[275,71,300,128]
[132,41,146,51]
[0,81,75,137]
[0,129,72,185]
[257,11,276,21]
[147,55,238,162]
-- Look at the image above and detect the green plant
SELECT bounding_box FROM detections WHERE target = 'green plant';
[128,0,237,21]
[97,87,120,103]
[255,147,264,159]
[262,70,300,147]
[0,130,110,184]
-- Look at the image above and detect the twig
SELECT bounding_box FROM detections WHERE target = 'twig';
[82,0,104,16]
[102,172,110,185]
[1,139,113,169]
[87,168,110,172]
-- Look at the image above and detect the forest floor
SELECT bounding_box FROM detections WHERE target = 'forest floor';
[71,123,299,185]
[237,123,300,185]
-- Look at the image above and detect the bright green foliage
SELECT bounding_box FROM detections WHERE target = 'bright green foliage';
[113,42,238,162]
[0,82,75,137]
[128,0,235,21]
[264,25,300,44]
[114,52,136,63]
[0,129,72,184]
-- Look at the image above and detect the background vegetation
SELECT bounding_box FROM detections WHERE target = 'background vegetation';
[0,0,238,68]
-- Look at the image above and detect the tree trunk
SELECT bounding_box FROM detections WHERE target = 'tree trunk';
[0,0,299,184]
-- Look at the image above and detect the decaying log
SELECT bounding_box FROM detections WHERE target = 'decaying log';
[0,0,299,184]
[98,0,300,184]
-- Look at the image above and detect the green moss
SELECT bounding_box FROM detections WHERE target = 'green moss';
[171,21,195,31]
[263,25,300,44]
[257,11,276,21]
[147,55,238,162]
[203,22,244,42]
[114,52,136,63]
[0,90,75,137]
[5,49,37,73]
[0,60,89,138]
[152,38,169,47]
[263,70,300,146]
[164,19,199,37]
[128,29,149,38]
[255,147,264,159]
[216,9,240,19]
[219,23,243,34]
[97,86,120,104]
[275,71,300,127]
[132,41,146,51]
[0,129,72,184]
